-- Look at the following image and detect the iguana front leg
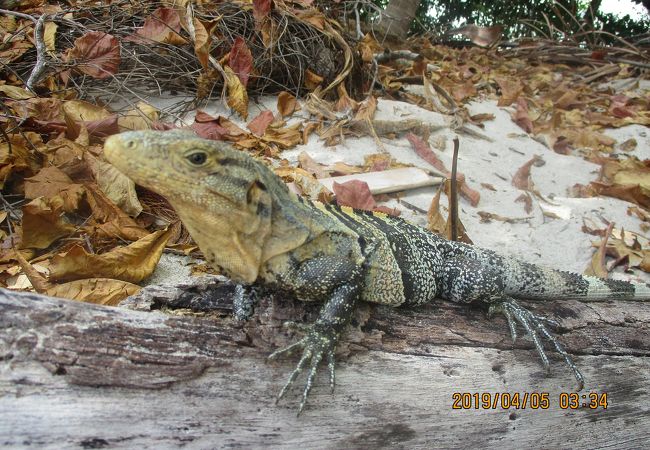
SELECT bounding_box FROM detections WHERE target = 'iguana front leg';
[268,258,363,415]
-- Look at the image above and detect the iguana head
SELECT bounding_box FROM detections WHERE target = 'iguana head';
[104,130,272,283]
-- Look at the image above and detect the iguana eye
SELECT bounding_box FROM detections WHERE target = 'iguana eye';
[186,152,207,165]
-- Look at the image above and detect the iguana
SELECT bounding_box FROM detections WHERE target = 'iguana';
[104,130,650,414]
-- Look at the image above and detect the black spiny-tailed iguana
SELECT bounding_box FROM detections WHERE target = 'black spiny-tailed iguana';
[104,130,650,414]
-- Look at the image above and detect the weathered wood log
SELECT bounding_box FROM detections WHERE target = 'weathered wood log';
[1,285,649,448]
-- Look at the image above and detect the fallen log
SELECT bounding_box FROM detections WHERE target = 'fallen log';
[1,284,649,448]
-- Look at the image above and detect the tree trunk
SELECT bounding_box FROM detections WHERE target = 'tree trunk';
[375,0,421,42]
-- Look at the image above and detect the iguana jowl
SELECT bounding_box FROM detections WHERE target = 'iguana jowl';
[104,130,650,414]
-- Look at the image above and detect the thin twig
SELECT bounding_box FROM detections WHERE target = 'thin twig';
[449,137,459,242]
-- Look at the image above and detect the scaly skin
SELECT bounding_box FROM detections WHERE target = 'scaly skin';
[104,130,650,414]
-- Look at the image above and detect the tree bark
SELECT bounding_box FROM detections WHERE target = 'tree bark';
[1,285,650,448]
[375,0,421,42]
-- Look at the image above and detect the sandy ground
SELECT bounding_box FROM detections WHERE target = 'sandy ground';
[145,94,650,286]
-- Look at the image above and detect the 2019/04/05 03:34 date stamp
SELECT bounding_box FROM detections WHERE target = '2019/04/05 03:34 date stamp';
[451,392,608,410]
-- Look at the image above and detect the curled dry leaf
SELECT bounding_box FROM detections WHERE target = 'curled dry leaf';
[191,18,216,70]
[48,227,174,284]
[584,223,613,278]
[277,91,299,117]
[20,196,76,249]
[405,133,480,206]
[513,97,534,133]
[512,155,544,191]
[83,184,148,241]
[86,152,142,217]
[427,185,446,235]
[223,66,249,119]
[298,151,329,179]
[64,31,121,79]
[43,21,57,53]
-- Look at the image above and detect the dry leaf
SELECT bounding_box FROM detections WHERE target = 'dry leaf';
[277,91,299,117]
[83,185,148,241]
[512,155,544,191]
[43,21,57,52]
[21,196,76,249]
[427,185,446,234]
[49,227,174,283]
[253,0,273,24]
[223,66,249,119]
[86,152,142,217]
[229,37,253,87]
[24,166,85,212]
[0,85,34,99]
[585,224,612,278]
[125,7,187,45]
[47,278,140,306]
[247,110,274,136]
[332,180,376,211]
[117,101,159,131]
[406,133,480,206]
[64,31,120,79]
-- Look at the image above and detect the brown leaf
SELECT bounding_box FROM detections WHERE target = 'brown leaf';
[192,18,217,70]
[513,97,534,133]
[49,227,174,283]
[298,151,329,178]
[406,133,480,206]
[304,69,323,90]
[229,37,253,87]
[21,197,76,249]
[125,7,187,45]
[512,155,543,191]
[584,223,613,278]
[0,85,34,99]
[191,111,248,142]
[448,24,502,47]
[64,31,120,79]
[515,192,533,214]
[590,182,650,210]
[46,278,140,306]
[253,0,273,23]
[495,76,524,107]
[247,110,274,136]
[332,180,376,211]
[43,21,57,52]
[117,101,159,131]
[277,91,299,117]
[86,152,142,217]
[24,166,85,212]
[427,185,446,234]
[83,184,148,241]
[223,66,249,119]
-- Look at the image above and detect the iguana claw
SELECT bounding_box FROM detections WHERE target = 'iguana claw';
[268,325,338,415]
[490,298,584,391]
